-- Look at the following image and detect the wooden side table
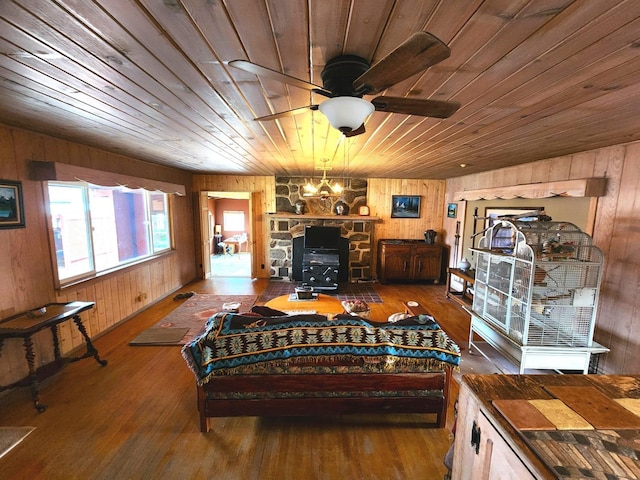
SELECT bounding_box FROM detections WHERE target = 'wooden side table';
[446,268,475,309]
[0,301,107,412]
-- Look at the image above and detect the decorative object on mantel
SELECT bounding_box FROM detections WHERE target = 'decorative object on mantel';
[453,177,607,201]
[334,200,349,216]
[424,229,437,244]
[359,205,370,216]
[294,199,306,215]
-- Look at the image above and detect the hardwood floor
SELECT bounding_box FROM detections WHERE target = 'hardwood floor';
[0,278,469,480]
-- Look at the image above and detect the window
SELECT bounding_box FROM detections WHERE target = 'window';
[223,210,245,232]
[48,182,172,285]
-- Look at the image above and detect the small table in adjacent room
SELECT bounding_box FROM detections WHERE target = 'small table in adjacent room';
[0,301,107,412]
[445,268,475,309]
[265,293,344,316]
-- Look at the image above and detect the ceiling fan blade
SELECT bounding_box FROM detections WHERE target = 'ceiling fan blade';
[353,32,450,95]
[229,60,330,96]
[344,124,366,137]
[254,105,319,122]
[372,96,460,118]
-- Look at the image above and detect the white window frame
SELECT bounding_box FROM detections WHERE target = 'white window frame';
[46,181,173,287]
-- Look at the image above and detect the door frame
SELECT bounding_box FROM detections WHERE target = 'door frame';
[198,191,256,279]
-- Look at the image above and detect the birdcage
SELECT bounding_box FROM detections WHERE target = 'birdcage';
[470,220,608,373]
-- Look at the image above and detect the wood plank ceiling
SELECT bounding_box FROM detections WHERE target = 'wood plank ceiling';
[1,0,640,179]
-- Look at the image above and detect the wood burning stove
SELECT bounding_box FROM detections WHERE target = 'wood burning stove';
[300,226,341,291]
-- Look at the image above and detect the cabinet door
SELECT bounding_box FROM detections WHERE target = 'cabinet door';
[413,246,441,280]
[452,385,536,480]
[382,252,413,281]
[378,244,412,283]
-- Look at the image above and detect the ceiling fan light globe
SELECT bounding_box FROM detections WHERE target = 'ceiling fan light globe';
[318,97,374,132]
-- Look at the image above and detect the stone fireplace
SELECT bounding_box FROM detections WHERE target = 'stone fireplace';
[269,176,377,282]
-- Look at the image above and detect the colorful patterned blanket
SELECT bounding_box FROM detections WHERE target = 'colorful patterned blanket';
[182,312,460,386]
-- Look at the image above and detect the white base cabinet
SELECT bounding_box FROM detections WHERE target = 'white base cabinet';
[452,381,541,480]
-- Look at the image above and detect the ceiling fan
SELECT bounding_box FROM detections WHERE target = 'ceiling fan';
[229,31,460,137]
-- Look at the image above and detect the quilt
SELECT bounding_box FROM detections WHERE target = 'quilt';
[182,312,460,386]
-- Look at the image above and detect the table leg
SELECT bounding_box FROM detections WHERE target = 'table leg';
[71,315,108,367]
[23,335,46,413]
[50,325,61,360]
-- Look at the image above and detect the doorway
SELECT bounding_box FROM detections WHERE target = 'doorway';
[202,191,253,278]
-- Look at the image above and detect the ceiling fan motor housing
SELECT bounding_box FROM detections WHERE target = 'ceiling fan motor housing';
[321,55,370,97]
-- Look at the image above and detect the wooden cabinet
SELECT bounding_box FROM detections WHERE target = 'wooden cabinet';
[377,240,443,284]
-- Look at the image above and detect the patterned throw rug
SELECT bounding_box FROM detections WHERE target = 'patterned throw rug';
[257,282,383,304]
[129,294,258,346]
[0,427,35,459]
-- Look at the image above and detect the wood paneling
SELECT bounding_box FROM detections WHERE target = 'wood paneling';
[444,141,640,375]
[367,178,446,276]
[0,124,195,386]
[2,2,640,179]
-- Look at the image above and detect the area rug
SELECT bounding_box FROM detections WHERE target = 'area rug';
[129,294,258,346]
[0,427,35,459]
[257,281,383,304]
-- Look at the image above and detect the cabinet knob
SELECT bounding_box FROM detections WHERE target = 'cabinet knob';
[471,420,481,454]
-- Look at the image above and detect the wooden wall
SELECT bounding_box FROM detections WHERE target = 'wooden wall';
[0,124,196,386]
[444,142,639,375]
[367,178,446,239]
[367,178,447,275]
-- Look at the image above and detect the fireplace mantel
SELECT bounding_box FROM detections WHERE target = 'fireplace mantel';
[267,213,380,221]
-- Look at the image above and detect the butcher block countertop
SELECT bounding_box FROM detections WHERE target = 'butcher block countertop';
[460,374,640,479]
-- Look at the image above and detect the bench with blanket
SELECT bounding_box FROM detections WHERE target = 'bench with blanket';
[182,307,460,432]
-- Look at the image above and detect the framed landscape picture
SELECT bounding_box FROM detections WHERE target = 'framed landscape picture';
[391,195,421,218]
[0,179,25,229]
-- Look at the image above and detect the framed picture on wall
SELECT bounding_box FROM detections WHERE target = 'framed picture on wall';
[0,179,25,229]
[391,195,421,218]
[447,203,457,218]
